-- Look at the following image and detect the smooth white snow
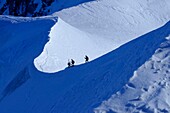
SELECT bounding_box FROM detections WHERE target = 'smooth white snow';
[34,18,116,72]
[35,0,170,73]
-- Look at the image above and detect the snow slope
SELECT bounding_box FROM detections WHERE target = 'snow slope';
[95,36,170,113]
[56,0,170,40]
[0,14,169,113]
[35,0,170,72]
[0,15,57,95]
[34,18,116,72]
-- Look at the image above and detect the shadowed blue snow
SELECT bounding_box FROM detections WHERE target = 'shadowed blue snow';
[0,15,169,113]
[0,16,57,96]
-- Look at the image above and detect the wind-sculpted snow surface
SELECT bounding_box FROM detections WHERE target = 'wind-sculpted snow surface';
[57,0,170,40]
[0,15,169,113]
[95,36,170,113]
[35,0,170,72]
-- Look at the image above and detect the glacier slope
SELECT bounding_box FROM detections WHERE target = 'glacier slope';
[0,15,57,95]
[35,0,170,72]
[0,16,169,113]
[95,36,170,113]
[34,18,116,72]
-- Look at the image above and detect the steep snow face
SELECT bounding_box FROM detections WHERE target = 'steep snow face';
[34,18,116,72]
[95,36,170,113]
[35,0,170,72]
[0,15,56,95]
[0,19,169,113]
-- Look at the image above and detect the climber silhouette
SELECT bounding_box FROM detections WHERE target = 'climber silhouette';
[85,55,89,63]
[67,59,71,67]
[71,59,75,66]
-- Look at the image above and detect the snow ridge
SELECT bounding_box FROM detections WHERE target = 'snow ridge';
[35,0,170,73]
[0,0,169,113]
[0,20,169,113]
[49,21,170,113]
